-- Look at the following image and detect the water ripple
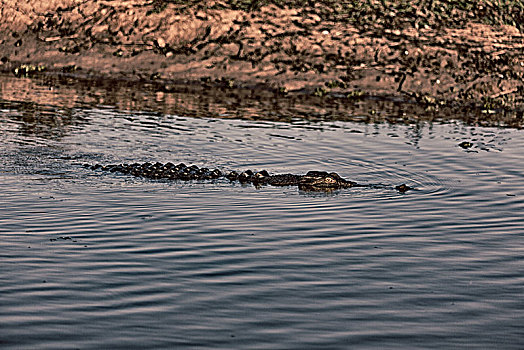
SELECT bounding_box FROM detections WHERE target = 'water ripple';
[1,90,523,349]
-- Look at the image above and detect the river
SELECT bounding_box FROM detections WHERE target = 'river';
[1,74,522,349]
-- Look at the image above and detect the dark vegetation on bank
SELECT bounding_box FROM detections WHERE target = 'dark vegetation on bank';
[152,0,523,31]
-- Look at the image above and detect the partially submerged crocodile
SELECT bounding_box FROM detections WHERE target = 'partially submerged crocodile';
[86,162,412,193]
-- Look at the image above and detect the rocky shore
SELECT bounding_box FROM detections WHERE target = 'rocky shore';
[1,0,523,113]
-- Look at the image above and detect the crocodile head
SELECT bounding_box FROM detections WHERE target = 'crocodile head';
[299,171,355,191]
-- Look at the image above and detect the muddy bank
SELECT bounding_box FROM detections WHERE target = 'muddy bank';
[1,0,523,113]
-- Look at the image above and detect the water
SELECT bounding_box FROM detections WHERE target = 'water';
[1,74,523,349]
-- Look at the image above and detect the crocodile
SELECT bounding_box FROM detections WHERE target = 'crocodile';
[86,162,412,193]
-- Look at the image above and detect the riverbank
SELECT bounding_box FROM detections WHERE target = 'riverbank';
[1,0,523,113]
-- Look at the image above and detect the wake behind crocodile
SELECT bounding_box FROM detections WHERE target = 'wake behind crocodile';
[86,162,412,193]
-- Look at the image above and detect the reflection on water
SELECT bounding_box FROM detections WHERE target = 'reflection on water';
[0,73,523,349]
[0,100,86,140]
[1,73,523,134]
[0,74,514,156]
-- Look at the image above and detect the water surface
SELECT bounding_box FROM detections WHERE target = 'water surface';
[1,74,523,349]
